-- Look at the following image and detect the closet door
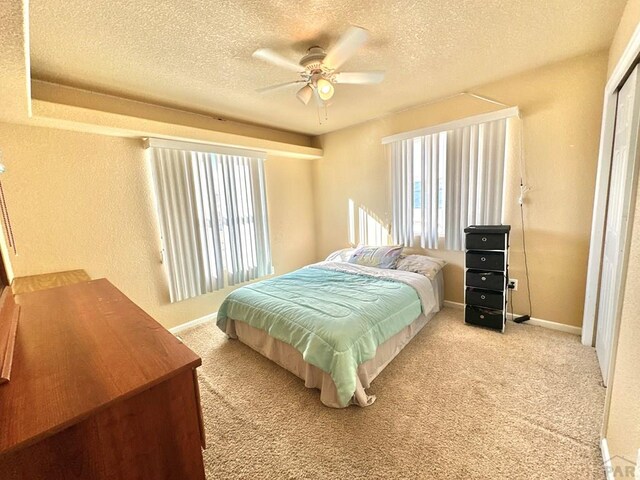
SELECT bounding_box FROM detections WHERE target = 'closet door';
[596,65,640,385]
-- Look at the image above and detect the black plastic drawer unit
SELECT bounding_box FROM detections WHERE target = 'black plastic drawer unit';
[463,225,511,333]
[466,233,506,250]
[465,251,504,271]
[466,288,504,310]
[465,271,505,291]
[465,306,504,330]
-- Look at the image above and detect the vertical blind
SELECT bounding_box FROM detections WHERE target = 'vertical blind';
[148,139,272,303]
[390,139,414,247]
[388,112,510,251]
[445,119,507,250]
[419,134,443,249]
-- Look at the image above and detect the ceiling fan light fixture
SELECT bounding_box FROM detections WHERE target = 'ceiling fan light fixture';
[296,85,314,105]
[316,78,335,101]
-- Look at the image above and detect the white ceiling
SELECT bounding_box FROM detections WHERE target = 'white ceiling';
[29,0,626,136]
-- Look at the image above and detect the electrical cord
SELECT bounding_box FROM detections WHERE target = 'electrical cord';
[514,182,532,323]
[514,116,532,323]
[509,286,514,322]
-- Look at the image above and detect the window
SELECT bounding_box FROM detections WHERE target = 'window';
[386,108,514,251]
[147,139,272,303]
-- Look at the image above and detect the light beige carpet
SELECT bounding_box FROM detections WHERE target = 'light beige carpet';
[181,308,605,479]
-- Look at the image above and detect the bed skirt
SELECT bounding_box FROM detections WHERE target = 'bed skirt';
[225,308,437,408]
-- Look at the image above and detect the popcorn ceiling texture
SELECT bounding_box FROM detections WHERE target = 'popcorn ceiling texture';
[29,0,626,135]
[181,308,606,479]
[0,0,30,122]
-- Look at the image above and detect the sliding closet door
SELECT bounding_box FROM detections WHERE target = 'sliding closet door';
[596,65,640,385]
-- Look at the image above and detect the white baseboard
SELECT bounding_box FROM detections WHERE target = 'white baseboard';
[443,300,582,336]
[169,311,217,334]
[601,438,614,480]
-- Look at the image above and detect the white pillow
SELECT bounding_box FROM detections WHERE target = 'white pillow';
[325,248,355,262]
[395,254,446,279]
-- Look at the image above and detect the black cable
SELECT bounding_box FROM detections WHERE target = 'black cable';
[510,287,514,322]
[514,185,532,323]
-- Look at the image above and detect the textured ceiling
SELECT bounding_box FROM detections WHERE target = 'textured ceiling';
[29,0,626,136]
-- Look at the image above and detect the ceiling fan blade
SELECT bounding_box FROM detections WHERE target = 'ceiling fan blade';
[334,71,385,84]
[252,48,303,72]
[323,26,370,70]
[256,80,305,93]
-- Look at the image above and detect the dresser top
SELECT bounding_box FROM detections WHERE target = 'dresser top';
[11,269,91,295]
[0,279,201,455]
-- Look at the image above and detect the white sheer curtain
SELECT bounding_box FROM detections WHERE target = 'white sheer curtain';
[148,141,272,302]
[390,139,414,246]
[445,119,507,250]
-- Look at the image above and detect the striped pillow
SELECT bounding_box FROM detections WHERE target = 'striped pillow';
[347,245,403,269]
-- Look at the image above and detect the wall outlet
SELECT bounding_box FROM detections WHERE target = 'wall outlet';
[508,279,519,291]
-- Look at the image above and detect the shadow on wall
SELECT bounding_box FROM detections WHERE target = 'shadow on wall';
[348,199,391,246]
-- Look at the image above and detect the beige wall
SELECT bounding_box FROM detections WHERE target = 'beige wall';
[0,121,316,329]
[313,52,608,327]
[608,0,640,76]
[603,0,640,470]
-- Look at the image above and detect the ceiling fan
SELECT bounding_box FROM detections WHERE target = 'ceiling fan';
[252,26,385,106]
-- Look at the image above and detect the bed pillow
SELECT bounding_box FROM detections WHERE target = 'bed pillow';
[325,248,355,262]
[347,245,403,269]
[395,254,447,279]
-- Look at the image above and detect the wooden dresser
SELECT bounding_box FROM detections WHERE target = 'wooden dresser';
[0,279,206,479]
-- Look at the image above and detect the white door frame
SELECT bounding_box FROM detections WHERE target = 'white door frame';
[582,23,640,347]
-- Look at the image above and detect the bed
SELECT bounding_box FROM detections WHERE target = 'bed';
[216,253,445,408]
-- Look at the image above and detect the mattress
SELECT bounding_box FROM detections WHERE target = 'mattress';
[223,270,444,408]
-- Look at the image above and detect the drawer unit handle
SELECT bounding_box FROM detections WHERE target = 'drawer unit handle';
[482,237,487,242]
[481,276,486,281]
[481,295,486,299]
[480,315,485,319]
[481,257,486,262]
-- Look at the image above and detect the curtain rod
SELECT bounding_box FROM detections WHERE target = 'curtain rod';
[143,137,267,159]
[387,91,520,118]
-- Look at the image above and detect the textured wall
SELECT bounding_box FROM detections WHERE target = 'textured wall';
[0,122,316,329]
[313,52,608,328]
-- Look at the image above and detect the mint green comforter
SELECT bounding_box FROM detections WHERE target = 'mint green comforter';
[216,265,423,407]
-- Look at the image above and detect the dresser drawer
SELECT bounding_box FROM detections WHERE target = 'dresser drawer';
[466,288,504,310]
[465,306,504,330]
[466,251,504,271]
[466,271,505,291]
[466,233,505,250]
